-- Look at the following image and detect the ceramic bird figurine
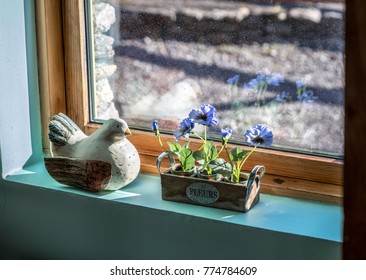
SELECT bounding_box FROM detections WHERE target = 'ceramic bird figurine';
[48,113,140,190]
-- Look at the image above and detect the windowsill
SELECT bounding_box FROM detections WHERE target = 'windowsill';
[6,160,343,244]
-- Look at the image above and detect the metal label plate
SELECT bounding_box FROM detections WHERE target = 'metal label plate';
[186,182,220,204]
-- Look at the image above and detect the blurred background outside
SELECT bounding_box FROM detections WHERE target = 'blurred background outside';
[89,0,344,157]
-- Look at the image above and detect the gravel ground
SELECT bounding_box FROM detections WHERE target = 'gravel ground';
[106,0,345,156]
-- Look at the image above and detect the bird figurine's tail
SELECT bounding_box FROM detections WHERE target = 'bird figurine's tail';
[48,113,86,146]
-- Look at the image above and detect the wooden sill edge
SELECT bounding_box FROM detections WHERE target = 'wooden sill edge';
[139,162,342,205]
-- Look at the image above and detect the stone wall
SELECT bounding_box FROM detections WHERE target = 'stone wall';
[92,0,119,119]
[118,1,344,51]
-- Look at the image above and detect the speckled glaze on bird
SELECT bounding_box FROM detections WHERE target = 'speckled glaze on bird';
[48,113,140,190]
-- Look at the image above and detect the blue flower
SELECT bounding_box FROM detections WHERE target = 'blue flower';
[296,79,306,90]
[152,120,159,135]
[275,91,290,103]
[227,75,240,86]
[245,124,273,147]
[267,74,284,86]
[221,127,232,139]
[244,74,266,90]
[173,118,195,141]
[189,104,219,127]
[244,73,283,90]
[297,90,318,103]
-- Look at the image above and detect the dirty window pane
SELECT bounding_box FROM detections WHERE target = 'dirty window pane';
[88,0,344,157]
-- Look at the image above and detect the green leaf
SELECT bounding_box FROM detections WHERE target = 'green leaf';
[230,147,248,162]
[203,141,218,161]
[182,142,190,150]
[209,144,218,160]
[179,148,195,171]
[203,141,213,155]
[179,147,192,159]
[193,150,205,165]
[167,142,181,154]
[184,156,195,171]
[208,158,232,177]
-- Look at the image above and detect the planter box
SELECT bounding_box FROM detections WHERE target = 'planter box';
[159,165,264,213]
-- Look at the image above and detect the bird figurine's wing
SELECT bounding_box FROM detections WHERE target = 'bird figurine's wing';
[48,113,86,146]
[107,138,140,189]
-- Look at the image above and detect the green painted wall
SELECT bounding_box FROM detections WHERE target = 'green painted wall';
[0,178,341,260]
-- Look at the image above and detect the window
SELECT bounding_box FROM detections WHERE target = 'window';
[36,0,343,204]
[88,0,345,158]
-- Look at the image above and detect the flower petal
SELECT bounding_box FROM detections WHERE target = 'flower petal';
[189,104,218,127]
[173,118,195,141]
[221,127,232,139]
[245,124,273,147]
[227,75,240,85]
[152,120,158,132]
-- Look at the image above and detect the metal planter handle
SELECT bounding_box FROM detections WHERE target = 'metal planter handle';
[245,165,265,211]
[156,152,176,174]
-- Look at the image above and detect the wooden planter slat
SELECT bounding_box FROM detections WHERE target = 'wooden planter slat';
[160,170,261,212]
[157,152,263,212]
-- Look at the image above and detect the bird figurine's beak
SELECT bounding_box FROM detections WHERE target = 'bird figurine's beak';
[125,128,132,136]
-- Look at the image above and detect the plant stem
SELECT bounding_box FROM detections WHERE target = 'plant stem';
[192,132,205,142]
[193,126,207,150]
[225,146,233,166]
[157,135,168,152]
[262,84,268,106]
[192,132,205,150]
[239,145,257,172]
[224,146,235,181]
[234,161,241,183]
[211,138,229,161]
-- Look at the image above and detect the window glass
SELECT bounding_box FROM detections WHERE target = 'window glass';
[87,0,344,157]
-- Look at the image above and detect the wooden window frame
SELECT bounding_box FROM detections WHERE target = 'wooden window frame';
[35,0,343,205]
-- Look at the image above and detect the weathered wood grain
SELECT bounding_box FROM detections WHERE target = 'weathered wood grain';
[62,0,89,129]
[160,172,260,212]
[34,0,66,154]
[44,157,112,192]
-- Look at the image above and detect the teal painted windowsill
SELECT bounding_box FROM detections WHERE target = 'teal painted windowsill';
[6,160,343,244]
